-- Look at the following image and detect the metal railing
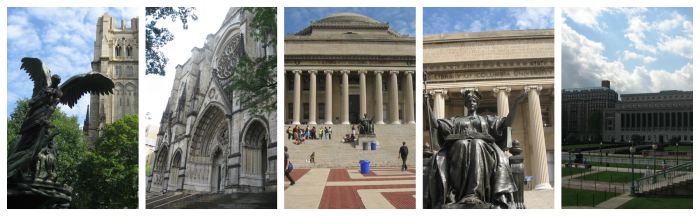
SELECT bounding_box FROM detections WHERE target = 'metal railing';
[632,161,692,195]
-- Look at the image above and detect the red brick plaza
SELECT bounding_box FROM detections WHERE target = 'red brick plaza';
[285,167,416,209]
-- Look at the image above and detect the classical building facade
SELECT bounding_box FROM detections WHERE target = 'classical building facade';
[284,13,415,125]
[85,13,139,143]
[562,80,619,143]
[424,29,555,190]
[148,8,276,194]
[602,90,693,144]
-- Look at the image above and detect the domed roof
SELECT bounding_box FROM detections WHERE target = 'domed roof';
[316,13,382,24]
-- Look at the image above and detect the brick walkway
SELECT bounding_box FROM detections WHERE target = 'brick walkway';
[285,167,415,209]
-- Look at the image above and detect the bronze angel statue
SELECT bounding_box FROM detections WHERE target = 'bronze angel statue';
[7,57,114,182]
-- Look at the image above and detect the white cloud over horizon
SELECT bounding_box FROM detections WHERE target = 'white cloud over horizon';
[562,7,693,95]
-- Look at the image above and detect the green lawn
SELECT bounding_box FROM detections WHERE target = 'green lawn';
[562,188,620,207]
[576,171,643,183]
[618,197,693,209]
[664,145,693,152]
[562,167,591,176]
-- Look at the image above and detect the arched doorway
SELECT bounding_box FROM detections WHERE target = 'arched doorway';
[189,104,229,193]
[152,147,169,191]
[168,150,182,191]
[242,119,268,188]
[210,148,225,193]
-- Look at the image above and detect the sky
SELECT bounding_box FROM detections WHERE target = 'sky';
[285,7,415,36]
[562,8,693,94]
[6,7,140,126]
[142,7,229,126]
[424,7,554,35]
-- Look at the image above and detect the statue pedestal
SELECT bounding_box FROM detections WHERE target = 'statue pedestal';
[8,179,72,208]
[356,134,377,150]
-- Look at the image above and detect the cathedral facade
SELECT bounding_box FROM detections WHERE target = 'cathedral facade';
[147,8,277,194]
[85,13,139,143]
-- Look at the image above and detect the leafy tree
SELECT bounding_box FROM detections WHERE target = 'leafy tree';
[227,7,277,114]
[74,115,139,208]
[146,7,198,76]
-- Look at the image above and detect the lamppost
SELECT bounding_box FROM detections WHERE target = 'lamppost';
[599,142,603,167]
[629,139,636,194]
[652,144,657,182]
[676,142,679,166]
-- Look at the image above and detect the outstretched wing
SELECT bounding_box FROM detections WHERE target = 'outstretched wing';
[59,72,114,108]
[20,57,51,97]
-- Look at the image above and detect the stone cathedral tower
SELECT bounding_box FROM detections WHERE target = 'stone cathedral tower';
[85,13,139,144]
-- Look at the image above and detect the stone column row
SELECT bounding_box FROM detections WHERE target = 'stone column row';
[290,70,414,125]
[621,111,692,131]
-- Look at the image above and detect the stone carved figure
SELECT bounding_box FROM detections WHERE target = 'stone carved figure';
[424,89,526,209]
[359,113,374,135]
[36,130,60,181]
[8,57,114,182]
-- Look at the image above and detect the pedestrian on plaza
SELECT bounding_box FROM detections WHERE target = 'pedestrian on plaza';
[328,127,333,140]
[287,126,293,140]
[285,146,295,185]
[399,141,409,171]
[318,127,324,140]
[293,125,299,140]
[311,126,316,139]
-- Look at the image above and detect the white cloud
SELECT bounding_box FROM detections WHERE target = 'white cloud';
[622,50,657,63]
[512,7,553,29]
[625,15,656,53]
[654,12,689,32]
[563,23,692,94]
[468,20,482,32]
[657,35,693,59]
[562,8,608,30]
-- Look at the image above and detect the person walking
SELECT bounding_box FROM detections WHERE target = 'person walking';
[285,146,295,185]
[399,141,409,171]
[328,127,332,140]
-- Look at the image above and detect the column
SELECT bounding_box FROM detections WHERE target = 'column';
[404,71,415,124]
[429,89,447,119]
[389,70,400,124]
[524,85,552,190]
[308,70,317,125]
[292,70,301,125]
[324,70,333,124]
[359,70,367,117]
[492,87,512,117]
[374,71,385,124]
[341,70,350,125]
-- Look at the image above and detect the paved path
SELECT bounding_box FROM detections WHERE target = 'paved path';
[285,167,415,209]
[595,193,633,209]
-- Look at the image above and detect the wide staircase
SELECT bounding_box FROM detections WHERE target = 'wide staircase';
[284,124,416,168]
[146,191,276,209]
[633,161,692,196]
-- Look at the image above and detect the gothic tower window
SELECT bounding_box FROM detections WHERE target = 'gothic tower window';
[115,44,122,57]
[127,45,133,57]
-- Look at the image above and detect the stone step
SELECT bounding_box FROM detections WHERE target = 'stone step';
[285,124,415,168]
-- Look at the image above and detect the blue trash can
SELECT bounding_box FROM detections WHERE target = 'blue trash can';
[370,142,377,151]
[359,160,371,174]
